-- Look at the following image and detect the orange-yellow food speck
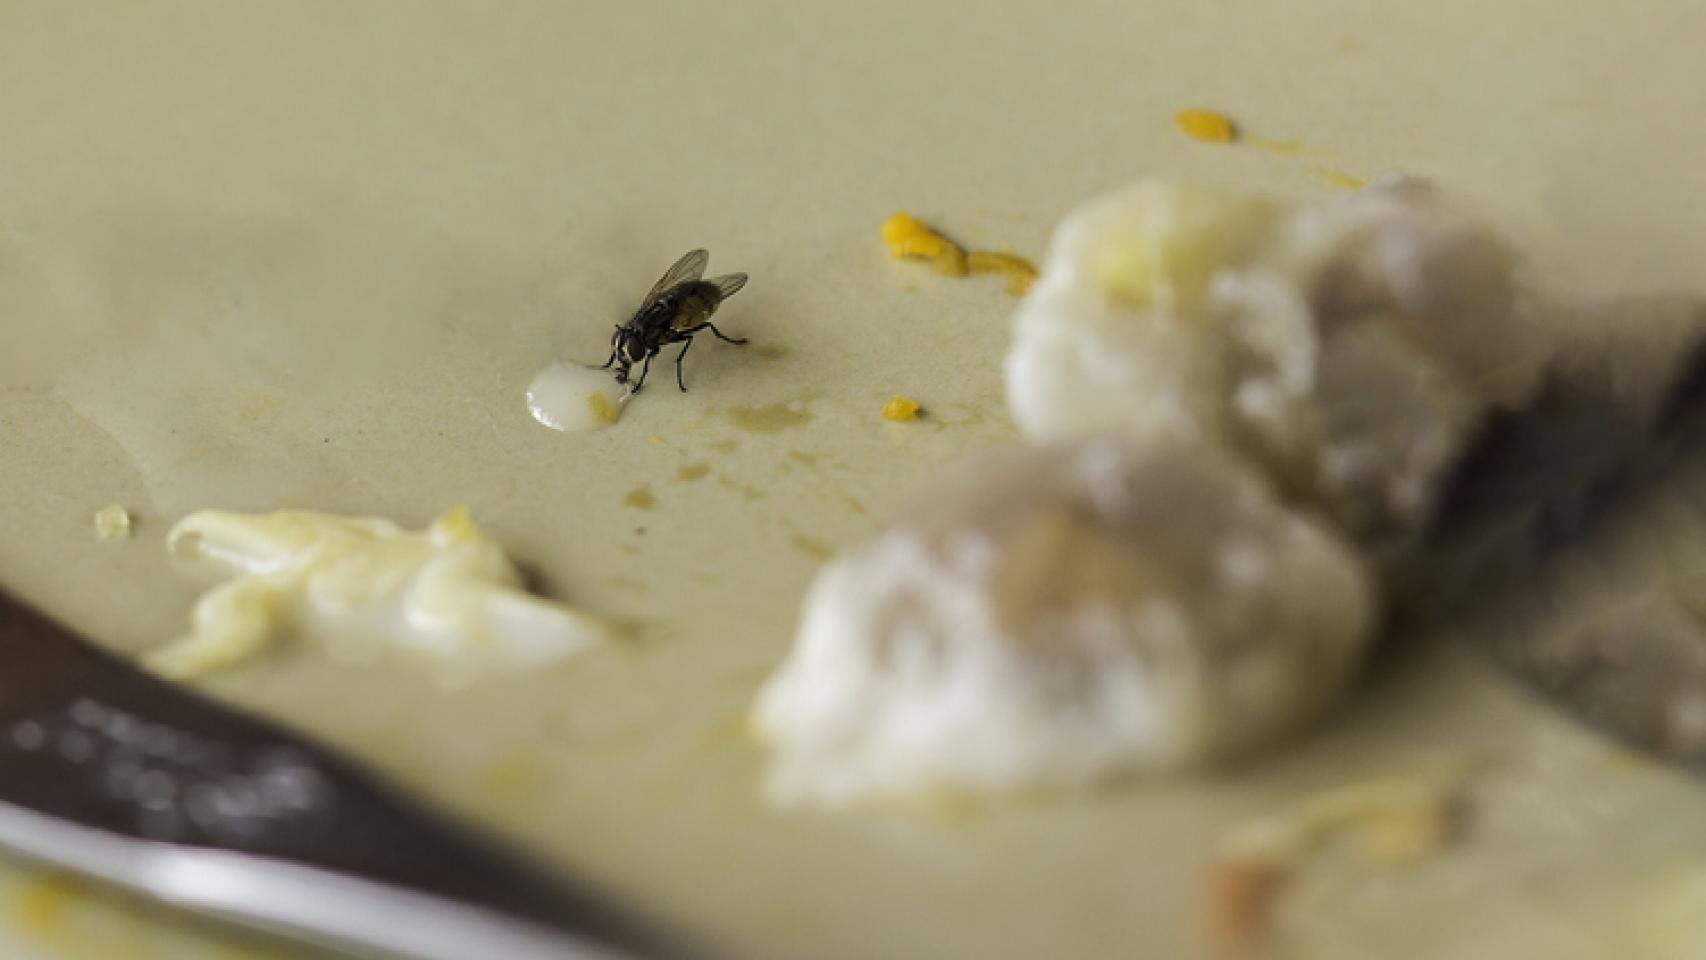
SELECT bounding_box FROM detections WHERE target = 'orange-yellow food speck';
[1174,108,1238,144]
[587,392,618,425]
[881,213,969,277]
[967,251,1039,296]
[881,396,921,421]
[1312,167,1368,190]
[1199,856,1288,953]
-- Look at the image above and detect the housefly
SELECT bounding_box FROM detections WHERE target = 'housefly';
[602,249,749,393]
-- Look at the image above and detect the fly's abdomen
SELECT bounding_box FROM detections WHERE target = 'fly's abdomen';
[669,281,722,331]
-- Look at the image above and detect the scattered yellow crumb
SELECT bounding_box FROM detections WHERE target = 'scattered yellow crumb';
[587,392,618,425]
[647,433,668,447]
[1311,167,1368,190]
[1175,108,1238,144]
[967,250,1039,296]
[93,504,132,541]
[881,396,922,421]
[881,212,968,276]
[882,212,1039,296]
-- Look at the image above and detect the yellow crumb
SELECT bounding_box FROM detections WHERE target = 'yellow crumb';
[587,392,618,425]
[93,504,132,540]
[647,433,668,447]
[1311,167,1367,189]
[881,212,969,277]
[881,396,921,421]
[1175,108,1238,144]
[967,250,1039,296]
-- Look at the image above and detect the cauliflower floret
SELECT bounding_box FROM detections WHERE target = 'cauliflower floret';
[1007,176,1550,554]
[752,439,1374,805]
[1004,182,1279,445]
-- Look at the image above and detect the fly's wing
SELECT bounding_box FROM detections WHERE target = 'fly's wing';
[641,249,709,307]
[708,273,748,300]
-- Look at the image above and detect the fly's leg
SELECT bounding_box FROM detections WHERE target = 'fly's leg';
[601,326,625,369]
[665,335,692,388]
[631,351,654,393]
[705,322,748,346]
[674,336,695,391]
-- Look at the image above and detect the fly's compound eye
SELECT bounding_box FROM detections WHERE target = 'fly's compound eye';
[624,338,647,363]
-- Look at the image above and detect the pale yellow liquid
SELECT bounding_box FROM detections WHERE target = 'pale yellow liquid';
[3,2,1706,958]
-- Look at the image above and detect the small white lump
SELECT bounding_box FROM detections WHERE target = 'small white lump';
[752,439,1374,805]
[93,504,133,540]
[149,506,607,681]
[527,361,628,433]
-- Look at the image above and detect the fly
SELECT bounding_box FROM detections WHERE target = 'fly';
[601,249,749,393]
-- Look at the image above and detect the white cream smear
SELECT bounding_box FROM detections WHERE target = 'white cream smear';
[526,361,629,433]
[149,506,607,682]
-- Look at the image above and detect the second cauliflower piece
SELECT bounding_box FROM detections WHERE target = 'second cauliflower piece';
[752,438,1374,805]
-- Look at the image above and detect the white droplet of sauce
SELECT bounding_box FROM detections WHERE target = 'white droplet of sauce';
[526,361,628,433]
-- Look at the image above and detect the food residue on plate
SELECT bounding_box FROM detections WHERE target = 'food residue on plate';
[880,395,921,421]
[1174,108,1238,144]
[881,212,969,276]
[1200,770,1468,953]
[966,250,1039,296]
[148,506,607,681]
[789,532,835,562]
[1200,854,1289,955]
[92,504,132,541]
[527,361,629,432]
[726,399,815,434]
[1311,167,1369,190]
[881,213,1037,296]
[1171,110,1376,189]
